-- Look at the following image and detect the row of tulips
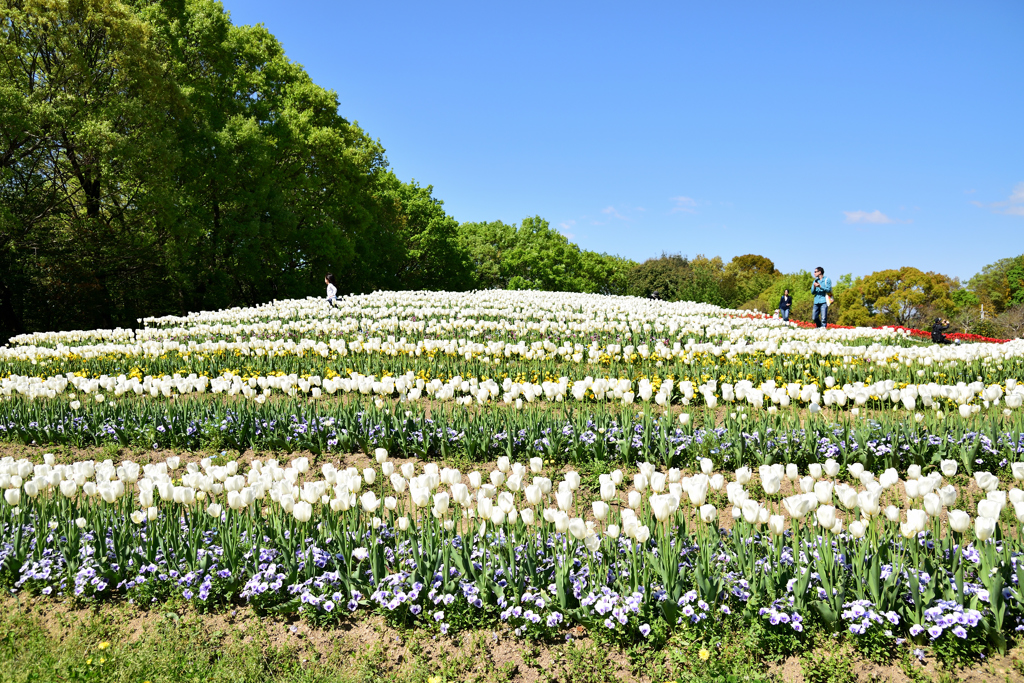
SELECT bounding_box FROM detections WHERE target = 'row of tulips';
[4,370,1024,419]
[2,449,1023,660]
[8,350,1024,409]
[8,290,916,348]
[3,291,1021,397]
[1,397,1024,473]
[4,323,1019,382]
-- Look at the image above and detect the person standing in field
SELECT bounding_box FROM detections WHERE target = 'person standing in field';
[811,267,832,328]
[778,289,792,321]
[325,273,339,307]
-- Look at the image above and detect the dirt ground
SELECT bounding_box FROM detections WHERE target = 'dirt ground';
[6,594,1024,683]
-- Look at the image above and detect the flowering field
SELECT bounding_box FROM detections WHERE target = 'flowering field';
[3,290,1024,679]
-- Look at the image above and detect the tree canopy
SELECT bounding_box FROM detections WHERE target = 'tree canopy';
[0,0,479,340]
[457,217,632,294]
[1,1,1021,342]
[837,267,956,327]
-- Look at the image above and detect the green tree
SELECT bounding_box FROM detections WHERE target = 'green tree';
[967,255,1024,314]
[458,218,633,294]
[755,271,814,316]
[372,172,472,291]
[838,267,956,327]
[724,254,780,308]
[626,253,730,305]
[686,255,731,307]
[457,220,516,289]
[1,0,181,337]
[1,0,398,342]
[504,217,583,291]
[627,253,691,300]
[139,0,387,306]
[578,251,635,296]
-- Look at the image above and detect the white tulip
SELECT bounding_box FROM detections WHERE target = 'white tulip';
[816,505,837,530]
[360,491,380,513]
[823,459,840,478]
[293,501,312,523]
[975,472,999,492]
[975,515,997,542]
[978,499,1003,519]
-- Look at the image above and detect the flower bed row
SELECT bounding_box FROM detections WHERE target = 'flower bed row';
[2,449,1023,667]
[1,398,1024,473]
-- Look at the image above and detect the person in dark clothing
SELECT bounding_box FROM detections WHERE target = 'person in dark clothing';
[648,290,661,301]
[778,289,793,322]
[931,318,951,344]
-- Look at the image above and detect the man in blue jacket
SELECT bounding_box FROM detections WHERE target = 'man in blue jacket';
[811,267,832,328]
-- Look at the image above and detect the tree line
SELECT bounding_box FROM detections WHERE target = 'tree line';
[1,1,1021,342]
[627,252,1024,339]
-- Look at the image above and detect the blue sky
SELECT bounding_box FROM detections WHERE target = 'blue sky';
[221,0,1022,282]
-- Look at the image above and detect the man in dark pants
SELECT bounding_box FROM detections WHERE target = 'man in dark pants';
[811,267,832,328]
[932,318,952,344]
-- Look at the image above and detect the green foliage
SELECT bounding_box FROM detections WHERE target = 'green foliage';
[968,254,1024,314]
[950,289,980,310]
[724,254,780,308]
[626,253,691,300]
[504,216,584,291]
[1,0,181,334]
[626,254,730,306]
[927,624,988,670]
[665,631,780,683]
[755,271,814,316]
[373,173,473,291]
[801,645,858,683]
[849,623,899,664]
[578,251,634,296]
[457,220,516,289]
[838,267,957,327]
[0,0,478,341]
[0,0,401,338]
[457,217,634,294]
[744,615,806,663]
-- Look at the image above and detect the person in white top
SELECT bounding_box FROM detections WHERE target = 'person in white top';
[325,273,338,307]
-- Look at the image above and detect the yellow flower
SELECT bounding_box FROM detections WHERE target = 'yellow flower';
[86,658,92,665]
[427,677,442,683]
[98,641,110,650]
[698,648,710,661]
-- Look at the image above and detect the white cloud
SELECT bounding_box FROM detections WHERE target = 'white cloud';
[670,196,697,214]
[843,210,910,225]
[558,219,576,239]
[601,206,629,221]
[972,182,1024,216]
